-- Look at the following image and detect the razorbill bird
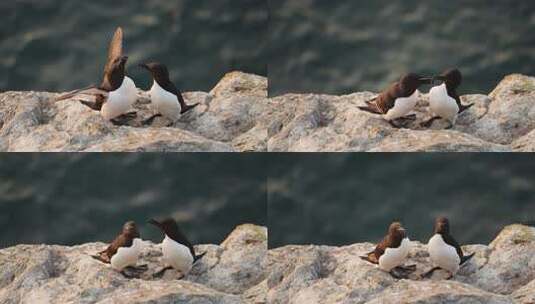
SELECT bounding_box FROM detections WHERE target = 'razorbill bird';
[425,217,475,279]
[148,218,206,278]
[421,69,474,129]
[91,221,147,277]
[139,62,199,126]
[358,73,434,128]
[360,222,415,278]
[55,27,138,125]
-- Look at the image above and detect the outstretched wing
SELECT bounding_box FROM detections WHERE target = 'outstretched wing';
[55,85,97,101]
[101,27,123,90]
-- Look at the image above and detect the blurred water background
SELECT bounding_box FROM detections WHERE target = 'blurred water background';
[268,154,535,248]
[269,1,535,96]
[0,154,267,248]
[0,0,267,92]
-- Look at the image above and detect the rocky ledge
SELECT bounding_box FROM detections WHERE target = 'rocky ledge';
[2,73,534,152]
[267,224,535,304]
[0,224,267,304]
[267,74,535,152]
[0,71,269,152]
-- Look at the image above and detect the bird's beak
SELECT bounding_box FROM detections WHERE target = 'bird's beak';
[139,63,150,71]
[147,218,161,227]
[418,76,434,84]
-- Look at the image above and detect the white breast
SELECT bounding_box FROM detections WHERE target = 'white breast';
[428,84,459,123]
[110,238,144,271]
[161,235,194,274]
[101,76,138,120]
[427,234,460,274]
[384,90,419,120]
[150,81,181,121]
[378,237,411,271]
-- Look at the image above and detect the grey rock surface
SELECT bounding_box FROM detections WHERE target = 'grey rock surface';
[267,74,534,152]
[0,224,267,304]
[0,71,268,152]
[267,224,535,304]
[2,73,534,152]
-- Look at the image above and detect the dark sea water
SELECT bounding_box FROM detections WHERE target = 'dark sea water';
[269,1,535,96]
[268,154,535,248]
[0,0,268,92]
[0,154,267,248]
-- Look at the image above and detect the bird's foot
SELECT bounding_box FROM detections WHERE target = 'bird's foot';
[121,264,148,278]
[111,113,137,126]
[390,118,413,129]
[420,116,442,128]
[80,100,101,111]
[401,114,417,121]
[180,103,200,114]
[142,114,163,126]
[422,267,441,279]
[153,266,173,278]
[122,111,138,119]
[120,270,137,279]
[388,120,402,129]
[390,265,417,279]
[397,264,417,272]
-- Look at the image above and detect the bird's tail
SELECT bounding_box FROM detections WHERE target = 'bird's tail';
[358,105,382,115]
[90,253,110,264]
[358,98,382,115]
[194,251,207,263]
[460,252,476,265]
[459,103,475,114]
[55,85,97,101]
[359,253,378,264]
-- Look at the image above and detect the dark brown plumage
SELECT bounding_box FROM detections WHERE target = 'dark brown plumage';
[433,217,475,265]
[361,222,406,264]
[139,62,199,114]
[433,69,473,114]
[92,221,140,264]
[148,218,206,262]
[55,27,128,109]
[358,73,433,115]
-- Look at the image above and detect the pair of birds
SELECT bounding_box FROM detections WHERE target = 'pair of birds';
[56,27,197,126]
[361,217,475,279]
[92,218,205,278]
[358,69,473,129]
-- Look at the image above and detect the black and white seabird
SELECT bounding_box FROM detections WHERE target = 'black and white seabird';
[139,62,199,126]
[425,217,475,279]
[55,27,138,125]
[91,221,146,277]
[421,69,474,129]
[360,222,415,278]
[148,218,206,278]
[358,73,434,128]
